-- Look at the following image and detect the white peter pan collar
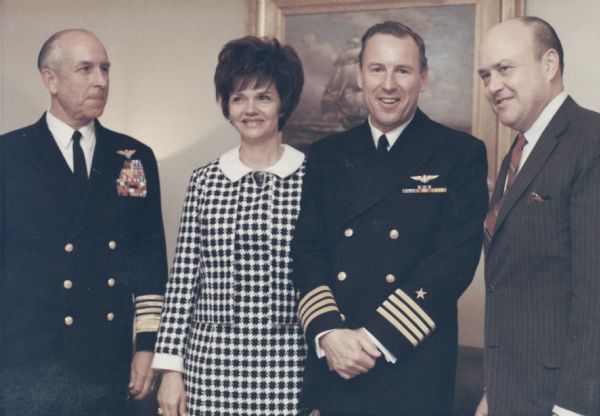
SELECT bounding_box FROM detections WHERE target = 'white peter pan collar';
[219,144,305,182]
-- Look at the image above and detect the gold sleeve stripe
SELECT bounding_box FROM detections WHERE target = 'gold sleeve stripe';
[136,315,162,322]
[135,317,161,334]
[388,295,431,335]
[382,300,425,341]
[136,307,163,315]
[299,291,333,318]
[299,294,335,321]
[300,298,339,328]
[302,305,340,334]
[136,301,164,309]
[298,285,333,311]
[395,289,436,329]
[135,294,165,302]
[377,307,419,347]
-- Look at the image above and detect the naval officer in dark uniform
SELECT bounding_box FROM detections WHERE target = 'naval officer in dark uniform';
[0,29,167,416]
[291,21,489,415]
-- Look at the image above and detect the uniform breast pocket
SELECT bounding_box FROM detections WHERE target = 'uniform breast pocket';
[391,185,447,221]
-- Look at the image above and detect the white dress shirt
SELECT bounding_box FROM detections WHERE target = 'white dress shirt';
[368,114,414,150]
[46,111,96,176]
[504,91,568,191]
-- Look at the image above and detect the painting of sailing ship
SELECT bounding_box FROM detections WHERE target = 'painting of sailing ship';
[283,4,476,151]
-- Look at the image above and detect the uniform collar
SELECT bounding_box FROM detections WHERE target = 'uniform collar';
[368,114,414,149]
[46,111,95,151]
[219,144,305,182]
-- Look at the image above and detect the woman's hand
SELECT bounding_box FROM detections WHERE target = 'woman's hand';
[157,371,187,416]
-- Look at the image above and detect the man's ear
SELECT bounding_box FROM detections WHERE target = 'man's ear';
[41,68,58,95]
[419,67,429,92]
[356,64,363,90]
[543,48,561,80]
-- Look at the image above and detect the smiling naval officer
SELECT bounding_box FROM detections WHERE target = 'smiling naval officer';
[291,21,489,416]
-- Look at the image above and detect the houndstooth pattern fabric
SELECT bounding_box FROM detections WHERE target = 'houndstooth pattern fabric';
[156,159,307,415]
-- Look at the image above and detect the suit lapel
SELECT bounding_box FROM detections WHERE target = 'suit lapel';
[69,121,123,239]
[492,97,576,240]
[343,110,434,223]
[28,115,80,214]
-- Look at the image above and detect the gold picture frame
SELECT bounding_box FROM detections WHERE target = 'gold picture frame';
[247,0,525,189]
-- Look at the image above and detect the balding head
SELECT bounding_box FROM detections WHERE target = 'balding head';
[39,29,110,129]
[38,29,103,71]
[478,17,564,132]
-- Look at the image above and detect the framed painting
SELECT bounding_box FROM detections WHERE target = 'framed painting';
[247,0,525,189]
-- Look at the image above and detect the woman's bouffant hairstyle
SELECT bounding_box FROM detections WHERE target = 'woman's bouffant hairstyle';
[214,36,304,131]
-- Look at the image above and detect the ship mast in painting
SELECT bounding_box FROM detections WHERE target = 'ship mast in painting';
[320,37,368,129]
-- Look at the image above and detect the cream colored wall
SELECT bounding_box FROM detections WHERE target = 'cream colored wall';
[528,0,600,112]
[458,0,600,347]
[2,0,599,348]
[0,0,246,261]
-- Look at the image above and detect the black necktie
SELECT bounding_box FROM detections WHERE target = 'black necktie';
[72,130,87,190]
[377,134,389,159]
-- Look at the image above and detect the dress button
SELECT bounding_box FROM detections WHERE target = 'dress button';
[64,316,74,326]
[63,280,73,289]
[64,243,74,253]
[389,229,399,240]
[107,278,116,287]
[385,274,396,283]
[107,312,115,321]
[340,313,346,322]
[108,240,117,250]
[344,228,354,237]
[337,271,347,281]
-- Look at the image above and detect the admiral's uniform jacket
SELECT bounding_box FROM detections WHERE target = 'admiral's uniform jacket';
[291,109,488,415]
[484,96,600,416]
[0,115,168,416]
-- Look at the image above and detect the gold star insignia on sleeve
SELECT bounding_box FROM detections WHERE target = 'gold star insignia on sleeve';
[415,288,427,300]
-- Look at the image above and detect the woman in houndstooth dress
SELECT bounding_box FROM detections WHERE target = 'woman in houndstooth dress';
[152,37,308,416]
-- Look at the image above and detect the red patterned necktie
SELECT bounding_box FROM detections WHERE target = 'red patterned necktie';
[484,133,528,241]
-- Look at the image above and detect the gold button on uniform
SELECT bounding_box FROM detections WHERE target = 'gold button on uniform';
[344,228,354,237]
[107,312,115,321]
[108,240,117,250]
[389,229,399,240]
[107,278,116,287]
[64,316,74,326]
[340,313,346,322]
[385,274,396,283]
[64,243,74,253]
[63,280,73,289]
[337,271,347,281]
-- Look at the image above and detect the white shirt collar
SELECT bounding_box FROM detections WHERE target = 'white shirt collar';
[219,144,305,182]
[368,114,414,149]
[523,90,568,146]
[46,111,96,151]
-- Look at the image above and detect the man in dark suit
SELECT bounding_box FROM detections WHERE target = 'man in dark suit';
[476,17,600,416]
[291,21,488,416]
[0,29,167,415]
